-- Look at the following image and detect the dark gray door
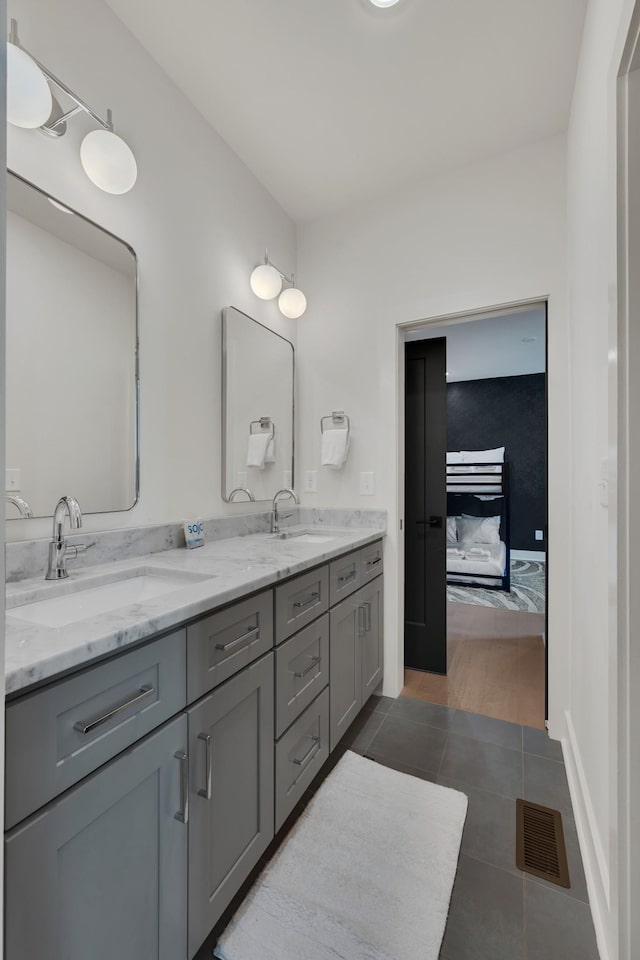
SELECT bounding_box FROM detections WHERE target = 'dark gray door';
[405,337,448,674]
[5,716,189,960]
[187,653,274,958]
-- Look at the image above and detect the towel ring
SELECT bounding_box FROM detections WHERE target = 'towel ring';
[320,411,350,438]
[249,417,276,438]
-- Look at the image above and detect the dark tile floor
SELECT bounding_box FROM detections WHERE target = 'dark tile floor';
[345,694,601,960]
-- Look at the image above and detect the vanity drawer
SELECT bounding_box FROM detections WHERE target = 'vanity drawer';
[187,590,273,702]
[275,614,329,737]
[5,630,186,830]
[329,549,362,605]
[275,566,329,642]
[275,687,329,831]
[360,540,384,585]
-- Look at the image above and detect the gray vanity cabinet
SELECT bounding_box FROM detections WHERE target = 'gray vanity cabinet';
[4,714,189,960]
[186,652,274,959]
[359,576,384,701]
[329,595,362,750]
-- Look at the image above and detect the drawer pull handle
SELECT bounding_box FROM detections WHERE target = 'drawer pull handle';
[367,556,381,567]
[73,684,155,735]
[292,735,321,768]
[293,591,320,610]
[293,655,321,679]
[174,751,189,825]
[198,732,213,800]
[338,570,357,584]
[216,625,259,652]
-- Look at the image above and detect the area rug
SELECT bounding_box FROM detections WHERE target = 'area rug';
[448,559,546,614]
[214,751,467,960]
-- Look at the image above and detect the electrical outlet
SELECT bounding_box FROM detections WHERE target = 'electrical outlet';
[535,529,544,541]
[237,471,248,487]
[360,472,375,496]
[283,470,292,488]
[304,470,317,493]
[5,469,21,492]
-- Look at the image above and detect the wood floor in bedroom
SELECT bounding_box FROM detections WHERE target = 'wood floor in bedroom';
[402,602,546,729]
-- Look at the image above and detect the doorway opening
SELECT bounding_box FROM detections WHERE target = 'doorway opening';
[402,302,548,729]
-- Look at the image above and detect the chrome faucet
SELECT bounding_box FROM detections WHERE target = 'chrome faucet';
[45,496,92,580]
[271,488,298,534]
[5,494,33,518]
[229,486,256,502]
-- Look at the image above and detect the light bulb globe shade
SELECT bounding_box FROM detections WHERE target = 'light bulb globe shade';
[369,0,400,6]
[250,263,282,300]
[7,43,52,128]
[80,129,138,195]
[278,286,307,319]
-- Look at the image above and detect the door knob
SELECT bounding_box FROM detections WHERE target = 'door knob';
[416,516,442,528]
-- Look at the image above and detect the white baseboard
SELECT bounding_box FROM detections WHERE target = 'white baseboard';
[562,710,611,960]
[511,549,546,561]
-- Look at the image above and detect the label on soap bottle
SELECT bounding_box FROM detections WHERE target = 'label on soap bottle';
[183,519,205,549]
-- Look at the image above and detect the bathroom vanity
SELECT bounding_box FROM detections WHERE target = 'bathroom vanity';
[3,526,384,960]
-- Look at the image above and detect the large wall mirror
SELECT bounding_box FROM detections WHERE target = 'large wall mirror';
[6,172,139,519]
[222,307,294,502]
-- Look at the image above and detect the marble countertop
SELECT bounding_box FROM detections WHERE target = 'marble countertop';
[5,524,385,697]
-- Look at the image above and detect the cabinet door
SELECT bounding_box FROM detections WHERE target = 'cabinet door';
[360,576,384,702]
[329,598,362,751]
[5,716,189,960]
[187,653,274,958]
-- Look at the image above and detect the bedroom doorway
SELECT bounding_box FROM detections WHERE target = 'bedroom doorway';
[402,303,548,729]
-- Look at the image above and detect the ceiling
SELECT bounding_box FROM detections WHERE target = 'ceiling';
[405,306,546,381]
[104,0,587,223]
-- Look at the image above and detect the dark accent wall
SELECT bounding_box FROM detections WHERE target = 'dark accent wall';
[447,373,546,552]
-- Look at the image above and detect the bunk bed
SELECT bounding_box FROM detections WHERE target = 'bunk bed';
[446,451,511,592]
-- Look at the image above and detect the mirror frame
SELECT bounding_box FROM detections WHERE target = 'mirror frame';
[6,169,140,518]
[221,306,295,503]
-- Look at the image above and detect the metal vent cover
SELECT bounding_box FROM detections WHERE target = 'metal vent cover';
[516,798,570,888]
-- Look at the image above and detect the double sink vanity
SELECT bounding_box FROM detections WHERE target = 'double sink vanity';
[3,520,385,959]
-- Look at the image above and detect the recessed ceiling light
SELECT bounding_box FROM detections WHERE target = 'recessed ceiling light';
[369,0,400,7]
[522,337,536,343]
[47,197,73,214]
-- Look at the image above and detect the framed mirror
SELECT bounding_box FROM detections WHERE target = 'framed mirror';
[222,307,294,502]
[6,171,139,519]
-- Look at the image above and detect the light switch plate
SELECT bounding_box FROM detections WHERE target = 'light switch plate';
[304,470,317,493]
[535,529,544,541]
[360,472,375,496]
[5,469,21,492]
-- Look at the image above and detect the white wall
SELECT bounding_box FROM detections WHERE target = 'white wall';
[297,135,571,730]
[565,1,636,958]
[6,0,296,541]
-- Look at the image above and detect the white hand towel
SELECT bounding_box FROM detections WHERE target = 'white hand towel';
[321,428,349,469]
[264,435,276,464]
[447,547,465,558]
[247,433,271,469]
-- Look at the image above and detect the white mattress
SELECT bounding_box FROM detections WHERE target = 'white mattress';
[446,483,502,494]
[446,540,506,578]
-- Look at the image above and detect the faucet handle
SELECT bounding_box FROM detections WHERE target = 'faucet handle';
[65,541,96,561]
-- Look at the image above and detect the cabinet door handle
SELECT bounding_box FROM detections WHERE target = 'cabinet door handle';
[293,591,320,610]
[174,751,189,824]
[198,733,212,800]
[363,601,372,633]
[215,625,259,652]
[293,655,321,679]
[291,735,321,768]
[73,684,155,735]
[338,570,357,584]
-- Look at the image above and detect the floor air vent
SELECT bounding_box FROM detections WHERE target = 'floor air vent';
[516,798,570,888]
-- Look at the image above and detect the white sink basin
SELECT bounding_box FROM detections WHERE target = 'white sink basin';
[9,568,213,629]
[271,529,337,544]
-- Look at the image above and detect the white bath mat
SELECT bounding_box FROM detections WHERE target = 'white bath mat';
[214,750,467,960]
